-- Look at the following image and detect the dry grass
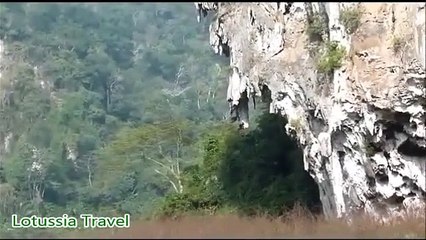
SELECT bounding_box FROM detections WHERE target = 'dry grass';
[65,205,425,239]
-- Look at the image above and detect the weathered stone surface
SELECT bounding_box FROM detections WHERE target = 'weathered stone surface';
[195,2,426,221]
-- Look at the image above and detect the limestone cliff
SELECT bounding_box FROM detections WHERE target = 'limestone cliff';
[195,2,426,221]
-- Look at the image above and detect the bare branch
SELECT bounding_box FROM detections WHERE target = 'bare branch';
[158,145,167,159]
[154,169,179,193]
[87,154,93,187]
[161,86,192,97]
[150,157,169,170]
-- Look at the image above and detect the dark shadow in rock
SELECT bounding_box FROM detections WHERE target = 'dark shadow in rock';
[218,113,321,216]
[397,139,426,157]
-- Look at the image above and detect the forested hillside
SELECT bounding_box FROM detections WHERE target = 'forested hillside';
[0,3,319,238]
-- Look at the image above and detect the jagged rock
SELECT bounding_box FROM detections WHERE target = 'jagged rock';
[195,2,426,221]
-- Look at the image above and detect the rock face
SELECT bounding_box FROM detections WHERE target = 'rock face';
[195,2,426,220]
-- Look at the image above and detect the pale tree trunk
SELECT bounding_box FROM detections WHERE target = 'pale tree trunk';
[197,87,202,110]
[175,130,183,193]
[206,88,211,103]
[152,158,183,194]
[87,155,93,187]
[148,129,185,194]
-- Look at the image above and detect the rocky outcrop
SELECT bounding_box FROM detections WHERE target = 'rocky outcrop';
[195,2,426,221]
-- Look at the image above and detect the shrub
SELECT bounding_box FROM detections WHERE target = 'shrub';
[289,118,303,133]
[364,139,380,157]
[306,13,327,42]
[365,143,376,157]
[392,36,405,53]
[339,7,363,34]
[157,193,195,217]
[316,41,346,74]
[157,191,223,217]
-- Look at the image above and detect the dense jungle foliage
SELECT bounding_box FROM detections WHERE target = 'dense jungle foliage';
[0,3,319,238]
